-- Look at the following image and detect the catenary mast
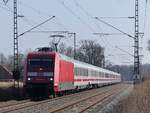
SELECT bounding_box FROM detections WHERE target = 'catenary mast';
[134,0,140,82]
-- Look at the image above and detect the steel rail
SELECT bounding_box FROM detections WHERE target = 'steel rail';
[78,86,129,113]
[0,99,30,109]
[1,84,122,113]
[46,85,125,113]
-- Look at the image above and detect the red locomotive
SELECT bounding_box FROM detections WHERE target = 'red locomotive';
[23,47,121,97]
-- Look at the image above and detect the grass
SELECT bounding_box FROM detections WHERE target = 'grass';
[117,80,150,113]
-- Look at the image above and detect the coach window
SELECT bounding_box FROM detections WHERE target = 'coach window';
[82,68,85,76]
[74,67,77,75]
[99,72,101,77]
[76,67,80,76]
[103,72,105,77]
[103,72,105,78]
[88,69,91,77]
[96,71,98,77]
[79,68,81,76]
[92,70,95,77]
[82,68,84,76]
[84,69,88,76]
[113,74,115,78]
[81,68,84,76]
[105,73,109,78]
[93,70,95,77]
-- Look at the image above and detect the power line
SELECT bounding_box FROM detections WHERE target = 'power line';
[54,17,67,30]
[95,17,134,39]
[72,0,103,34]
[18,1,53,17]
[21,17,43,31]
[93,33,125,36]
[94,27,133,65]
[57,0,95,33]
[115,46,134,57]
[96,17,135,19]
[19,1,67,31]
[18,16,55,37]
[0,3,47,31]
[73,0,93,18]
[0,2,12,13]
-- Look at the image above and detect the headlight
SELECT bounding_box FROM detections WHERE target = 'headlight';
[28,78,31,81]
[50,78,53,81]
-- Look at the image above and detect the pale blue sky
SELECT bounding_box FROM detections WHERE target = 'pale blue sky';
[0,0,149,65]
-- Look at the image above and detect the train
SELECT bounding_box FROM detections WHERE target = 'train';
[23,47,121,97]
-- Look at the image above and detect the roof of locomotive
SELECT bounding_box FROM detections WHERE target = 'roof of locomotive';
[27,51,56,57]
[59,54,120,76]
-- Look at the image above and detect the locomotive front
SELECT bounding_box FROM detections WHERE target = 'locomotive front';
[24,52,55,97]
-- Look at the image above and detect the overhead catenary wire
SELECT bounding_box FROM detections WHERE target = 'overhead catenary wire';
[72,0,102,33]
[70,0,131,61]
[94,24,133,65]
[95,17,135,19]
[0,2,13,13]
[0,2,49,32]
[19,1,68,31]
[95,17,134,39]
[72,0,121,56]
[18,1,53,17]
[73,0,93,18]
[2,0,9,5]
[0,0,140,66]
[57,0,95,33]
[94,34,131,65]
[21,17,43,31]
[18,16,55,37]
[54,17,67,31]
[72,0,134,65]
[115,46,134,57]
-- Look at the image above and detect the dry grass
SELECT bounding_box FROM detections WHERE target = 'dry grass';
[117,80,150,113]
[0,82,24,101]
[0,82,14,88]
[0,81,23,88]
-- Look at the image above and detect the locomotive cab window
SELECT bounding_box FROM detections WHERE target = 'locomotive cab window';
[28,58,54,72]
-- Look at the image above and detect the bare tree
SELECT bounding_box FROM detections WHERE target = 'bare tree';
[50,40,105,67]
[76,40,105,67]
[58,43,67,54]
[0,53,7,65]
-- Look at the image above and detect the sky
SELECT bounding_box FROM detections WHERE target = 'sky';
[0,0,149,65]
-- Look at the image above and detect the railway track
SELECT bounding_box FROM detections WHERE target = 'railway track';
[46,85,128,113]
[0,99,30,109]
[0,84,128,113]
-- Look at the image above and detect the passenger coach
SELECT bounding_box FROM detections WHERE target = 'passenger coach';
[23,48,121,96]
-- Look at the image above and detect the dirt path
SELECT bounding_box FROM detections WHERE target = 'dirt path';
[117,80,150,113]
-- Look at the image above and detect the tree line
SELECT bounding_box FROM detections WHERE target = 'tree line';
[0,39,150,81]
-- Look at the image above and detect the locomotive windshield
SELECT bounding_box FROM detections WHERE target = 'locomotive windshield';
[28,58,54,72]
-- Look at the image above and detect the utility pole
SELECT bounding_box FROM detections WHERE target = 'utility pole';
[68,33,76,59]
[134,0,140,83]
[13,0,20,88]
[14,0,18,72]
[73,33,76,59]
[2,1,55,87]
